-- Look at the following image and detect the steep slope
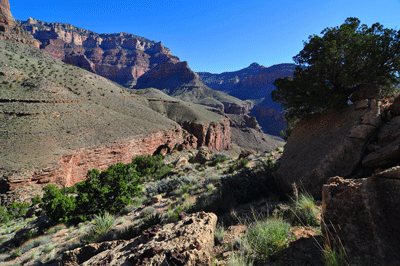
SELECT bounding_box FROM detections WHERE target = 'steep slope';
[0,39,232,204]
[198,63,298,135]
[135,88,284,152]
[18,18,179,88]
[18,18,251,115]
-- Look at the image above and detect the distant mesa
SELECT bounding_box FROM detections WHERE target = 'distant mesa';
[198,63,298,136]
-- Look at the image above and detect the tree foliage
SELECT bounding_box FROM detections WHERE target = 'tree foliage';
[42,162,142,224]
[272,17,400,121]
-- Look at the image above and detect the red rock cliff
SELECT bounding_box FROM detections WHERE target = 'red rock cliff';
[182,118,231,151]
[1,127,197,203]
[19,18,179,87]
[0,0,40,47]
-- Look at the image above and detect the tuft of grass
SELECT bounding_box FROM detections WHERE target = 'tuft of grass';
[214,225,226,245]
[92,212,115,236]
[81,212,115,244]
[290,192,320,226]
[246,216,291,260]
[323,243,348,266]
[227,251,254,266]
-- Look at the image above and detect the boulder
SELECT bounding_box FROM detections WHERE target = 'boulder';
[194,147,212,164]
[362,115,400,168]
[322,176,400,265]
[274,100,382,199]
[389,94,400,116]
[61,212,217,266]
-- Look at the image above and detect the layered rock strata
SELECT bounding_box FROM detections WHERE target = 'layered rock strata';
[1,127,196,204]
[18,18,179,87]
[182,119,231,151]
[0,0,39,47]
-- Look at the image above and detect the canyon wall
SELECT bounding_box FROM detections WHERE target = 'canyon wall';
[1,127,197,204]
[182,119,231,151]
[19,18,179,87]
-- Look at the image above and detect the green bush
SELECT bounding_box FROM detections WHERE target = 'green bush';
[75,162,142,217]
[42,162,142,223]
[7,202,30,218]
[132,155,164,178]
[81,212,115,244]
[42,184,76,223]
[228,159,249,173]
[31,195,42,205]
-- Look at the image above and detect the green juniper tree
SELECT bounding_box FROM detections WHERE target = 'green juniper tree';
[272,17,400,122]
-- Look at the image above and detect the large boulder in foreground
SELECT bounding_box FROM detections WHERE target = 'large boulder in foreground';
[274,100,382,199]
[322,176,400,265]
[61,212,217,266]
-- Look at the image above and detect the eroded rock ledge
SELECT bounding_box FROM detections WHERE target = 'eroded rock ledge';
[61,212,217,266]
[1,127,197,204]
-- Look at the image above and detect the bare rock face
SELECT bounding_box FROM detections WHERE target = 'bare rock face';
[1,127,197,204]
[182,119,231,151]
[61,212,217,266]
[0,1,40,47]
[0,0,15,27]
[275,100,382,199]
[322,176,400,265]
[18,19,179,87]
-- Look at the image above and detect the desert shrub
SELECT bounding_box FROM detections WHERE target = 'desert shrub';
[132,154,164,178]
[246,217,291,260]
[323,243,347,266]
[31,195,42,205]
[7,202,30,219]
[142,207,156,217]
[75,162,142,217]
[81,212,115,244]
[42,184,76,223]
[0,206,10,224]
[208,153,229,167]
[145,176,195,197]
[141,213,162,229]
[43,162,142,223]
[214,225,226,245]
[228,159,249,173]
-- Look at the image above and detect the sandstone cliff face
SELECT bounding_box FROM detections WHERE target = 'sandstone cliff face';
[275,99,382,199]
[0,0,39,47]
[182,119,231,151]
[18,18,179,87]
[278,95,400,263]
[1,127,197,204]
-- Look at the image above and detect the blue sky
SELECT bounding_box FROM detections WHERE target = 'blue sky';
[10,0,400,73]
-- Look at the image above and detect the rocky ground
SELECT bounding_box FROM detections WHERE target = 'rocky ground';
[0,148,325,266]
